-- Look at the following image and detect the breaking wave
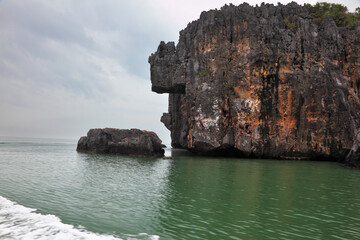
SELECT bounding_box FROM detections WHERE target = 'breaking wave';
[0,195,159,240]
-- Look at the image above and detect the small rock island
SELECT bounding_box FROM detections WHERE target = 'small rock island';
[77,128,165,157]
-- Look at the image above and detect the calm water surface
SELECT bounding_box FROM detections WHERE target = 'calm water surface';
[0,137,360,239]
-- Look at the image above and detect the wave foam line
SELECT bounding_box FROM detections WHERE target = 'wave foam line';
[0,195,158,240]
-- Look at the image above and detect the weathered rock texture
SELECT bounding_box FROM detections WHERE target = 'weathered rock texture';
[77,128,165,157]
[149,2,360,167]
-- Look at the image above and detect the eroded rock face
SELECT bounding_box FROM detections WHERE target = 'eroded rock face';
[149,3,360,166]
[77,128,165,157]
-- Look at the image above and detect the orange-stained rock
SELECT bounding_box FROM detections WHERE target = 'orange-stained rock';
[149,3,360,167]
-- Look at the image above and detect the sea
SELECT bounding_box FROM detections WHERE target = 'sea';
[0,136,360,240]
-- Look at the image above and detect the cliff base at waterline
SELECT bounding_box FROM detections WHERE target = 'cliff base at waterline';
[149,2,360,167]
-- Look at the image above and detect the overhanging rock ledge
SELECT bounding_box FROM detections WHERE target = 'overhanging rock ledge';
[149,2,360,167]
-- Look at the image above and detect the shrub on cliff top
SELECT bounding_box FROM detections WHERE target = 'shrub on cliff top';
[305,2,360,29]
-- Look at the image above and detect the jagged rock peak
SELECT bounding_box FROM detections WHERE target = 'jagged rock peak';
[149,2,360,167]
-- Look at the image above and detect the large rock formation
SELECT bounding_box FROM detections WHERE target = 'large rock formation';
[149,2,360,167]
[77,128,165,157]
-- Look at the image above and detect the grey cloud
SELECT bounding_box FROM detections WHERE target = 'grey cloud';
[0,0,357,143]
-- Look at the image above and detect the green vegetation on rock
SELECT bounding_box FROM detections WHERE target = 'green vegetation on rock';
[199,68,211,77]
[284,17,297,30]
[305,2,360,29]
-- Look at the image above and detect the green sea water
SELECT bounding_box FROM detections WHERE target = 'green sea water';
[0,137,360,239]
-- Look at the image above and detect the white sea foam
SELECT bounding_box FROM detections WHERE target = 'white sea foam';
[0,196,159,240]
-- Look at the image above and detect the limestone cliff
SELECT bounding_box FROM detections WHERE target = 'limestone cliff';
[149,3,360,167]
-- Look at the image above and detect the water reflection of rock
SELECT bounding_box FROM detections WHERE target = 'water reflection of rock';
[157,157,360,239]
[75,153,172,235]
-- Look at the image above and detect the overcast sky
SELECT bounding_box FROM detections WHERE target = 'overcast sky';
[0,0,358,143]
